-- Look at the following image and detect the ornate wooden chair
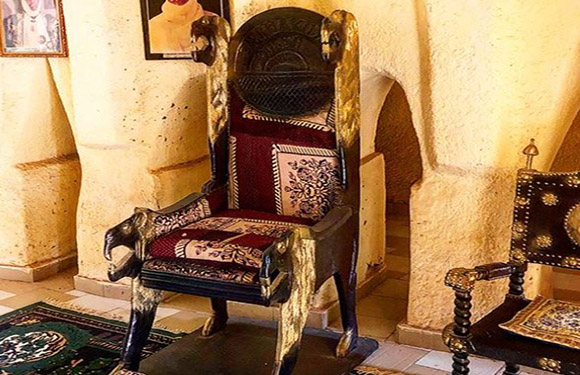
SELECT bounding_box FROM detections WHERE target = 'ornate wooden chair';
[443,140,580,375]
[104,7,362,375]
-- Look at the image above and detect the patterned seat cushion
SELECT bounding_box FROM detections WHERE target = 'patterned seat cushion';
[149,209,314,283]
[227,90,342,221]
[500,296,580,349]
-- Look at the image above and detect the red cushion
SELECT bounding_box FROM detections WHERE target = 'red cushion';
[149,210,314,275]
[228,91,341,221]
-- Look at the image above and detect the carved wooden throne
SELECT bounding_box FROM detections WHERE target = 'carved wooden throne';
[104,7,363,375]
[443,140,580,375]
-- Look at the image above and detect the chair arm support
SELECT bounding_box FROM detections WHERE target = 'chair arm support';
[103,182,221,282]
[445,262,514,292]
[310,205,353,241]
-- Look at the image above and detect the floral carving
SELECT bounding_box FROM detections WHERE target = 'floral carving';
[284,158,341,221]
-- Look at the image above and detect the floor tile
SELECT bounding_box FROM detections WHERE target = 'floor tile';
[66,290,88,297]
[36,268,76,292]
[384,270,407,280]
[68,294,130,312]
[386,255,410,274]
[358,295,408,320]
[359,316,399,339]
[0,305,14,315]
[155,306,181,320]
[405,364,449,375]
[0,288,76,309]
[105,308,131,322]
[372,278,409,300]
[155,310,208,333]
[362,341,429,371]
[0,279,39,294]
[415,350,503,375]
[161,293,211,313]
[0,290,16,300]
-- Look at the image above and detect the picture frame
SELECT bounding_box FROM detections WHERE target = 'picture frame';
[140,0,230,61]
[0,0,68,57]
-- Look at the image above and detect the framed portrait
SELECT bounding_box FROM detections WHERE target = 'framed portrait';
[140,0,230,60]
[0,0,67,57]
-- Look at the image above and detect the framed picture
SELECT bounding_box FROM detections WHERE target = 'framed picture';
[0,0,67,57]
[140,0,230,60]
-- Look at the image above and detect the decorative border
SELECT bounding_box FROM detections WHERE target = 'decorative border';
[242,101,336,133]
[500,296,580,351]
[0,0,68,58]
[228,136,239,209]
[271,143,339,215]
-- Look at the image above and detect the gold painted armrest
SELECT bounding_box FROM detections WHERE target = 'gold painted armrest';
[445,262,514,292]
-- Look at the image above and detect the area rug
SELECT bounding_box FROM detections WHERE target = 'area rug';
[0,302,400,375]
[0,302,180,375]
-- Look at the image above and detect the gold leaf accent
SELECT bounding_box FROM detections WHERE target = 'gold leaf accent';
[538,357,561,373]
[205,17,231,144]
[323,10,360,148]
[562,256,580,268]
[515,197,530,207]
[541,192,559,206]
[566,175,580,187]
[445,268,481,291]
[534,234,553,249]
[512,221,526,240]
[565,203,580,246]
[510,248,526,265]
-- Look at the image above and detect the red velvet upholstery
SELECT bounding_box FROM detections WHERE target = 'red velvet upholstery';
[149,209,314,283]
[227,90,341,221]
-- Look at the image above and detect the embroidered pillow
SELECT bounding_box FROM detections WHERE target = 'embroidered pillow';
[500,296,580,349]
[228,134,341,221]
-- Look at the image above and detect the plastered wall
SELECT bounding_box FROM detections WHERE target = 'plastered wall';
[2,0,580,332]
[0,59,80,274]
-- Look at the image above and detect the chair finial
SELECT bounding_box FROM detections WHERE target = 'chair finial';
[523,138,539,170]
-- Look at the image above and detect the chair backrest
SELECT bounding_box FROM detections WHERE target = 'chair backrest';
[225,8,342,221]
[510,168,580,269]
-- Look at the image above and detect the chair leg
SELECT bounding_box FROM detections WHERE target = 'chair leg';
[271,234,316,375]
[503,362,520,375]
[201,298,228,337]
[334,267,359,358]
[452,352,470,375]
[119,278,163,371]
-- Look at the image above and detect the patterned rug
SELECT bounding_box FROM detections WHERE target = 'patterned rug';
[0,302,179,375]
[0,302,399,375]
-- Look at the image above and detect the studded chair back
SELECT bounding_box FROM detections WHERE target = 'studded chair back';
[510,170,580,269]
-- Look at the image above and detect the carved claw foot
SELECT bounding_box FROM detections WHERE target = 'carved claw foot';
[336,329,357,358]
[201,315,227,337]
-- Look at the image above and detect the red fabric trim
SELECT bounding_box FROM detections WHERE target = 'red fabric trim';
[229,89,336,148]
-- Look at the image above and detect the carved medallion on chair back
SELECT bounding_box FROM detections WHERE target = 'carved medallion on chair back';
[226,8,343,221]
